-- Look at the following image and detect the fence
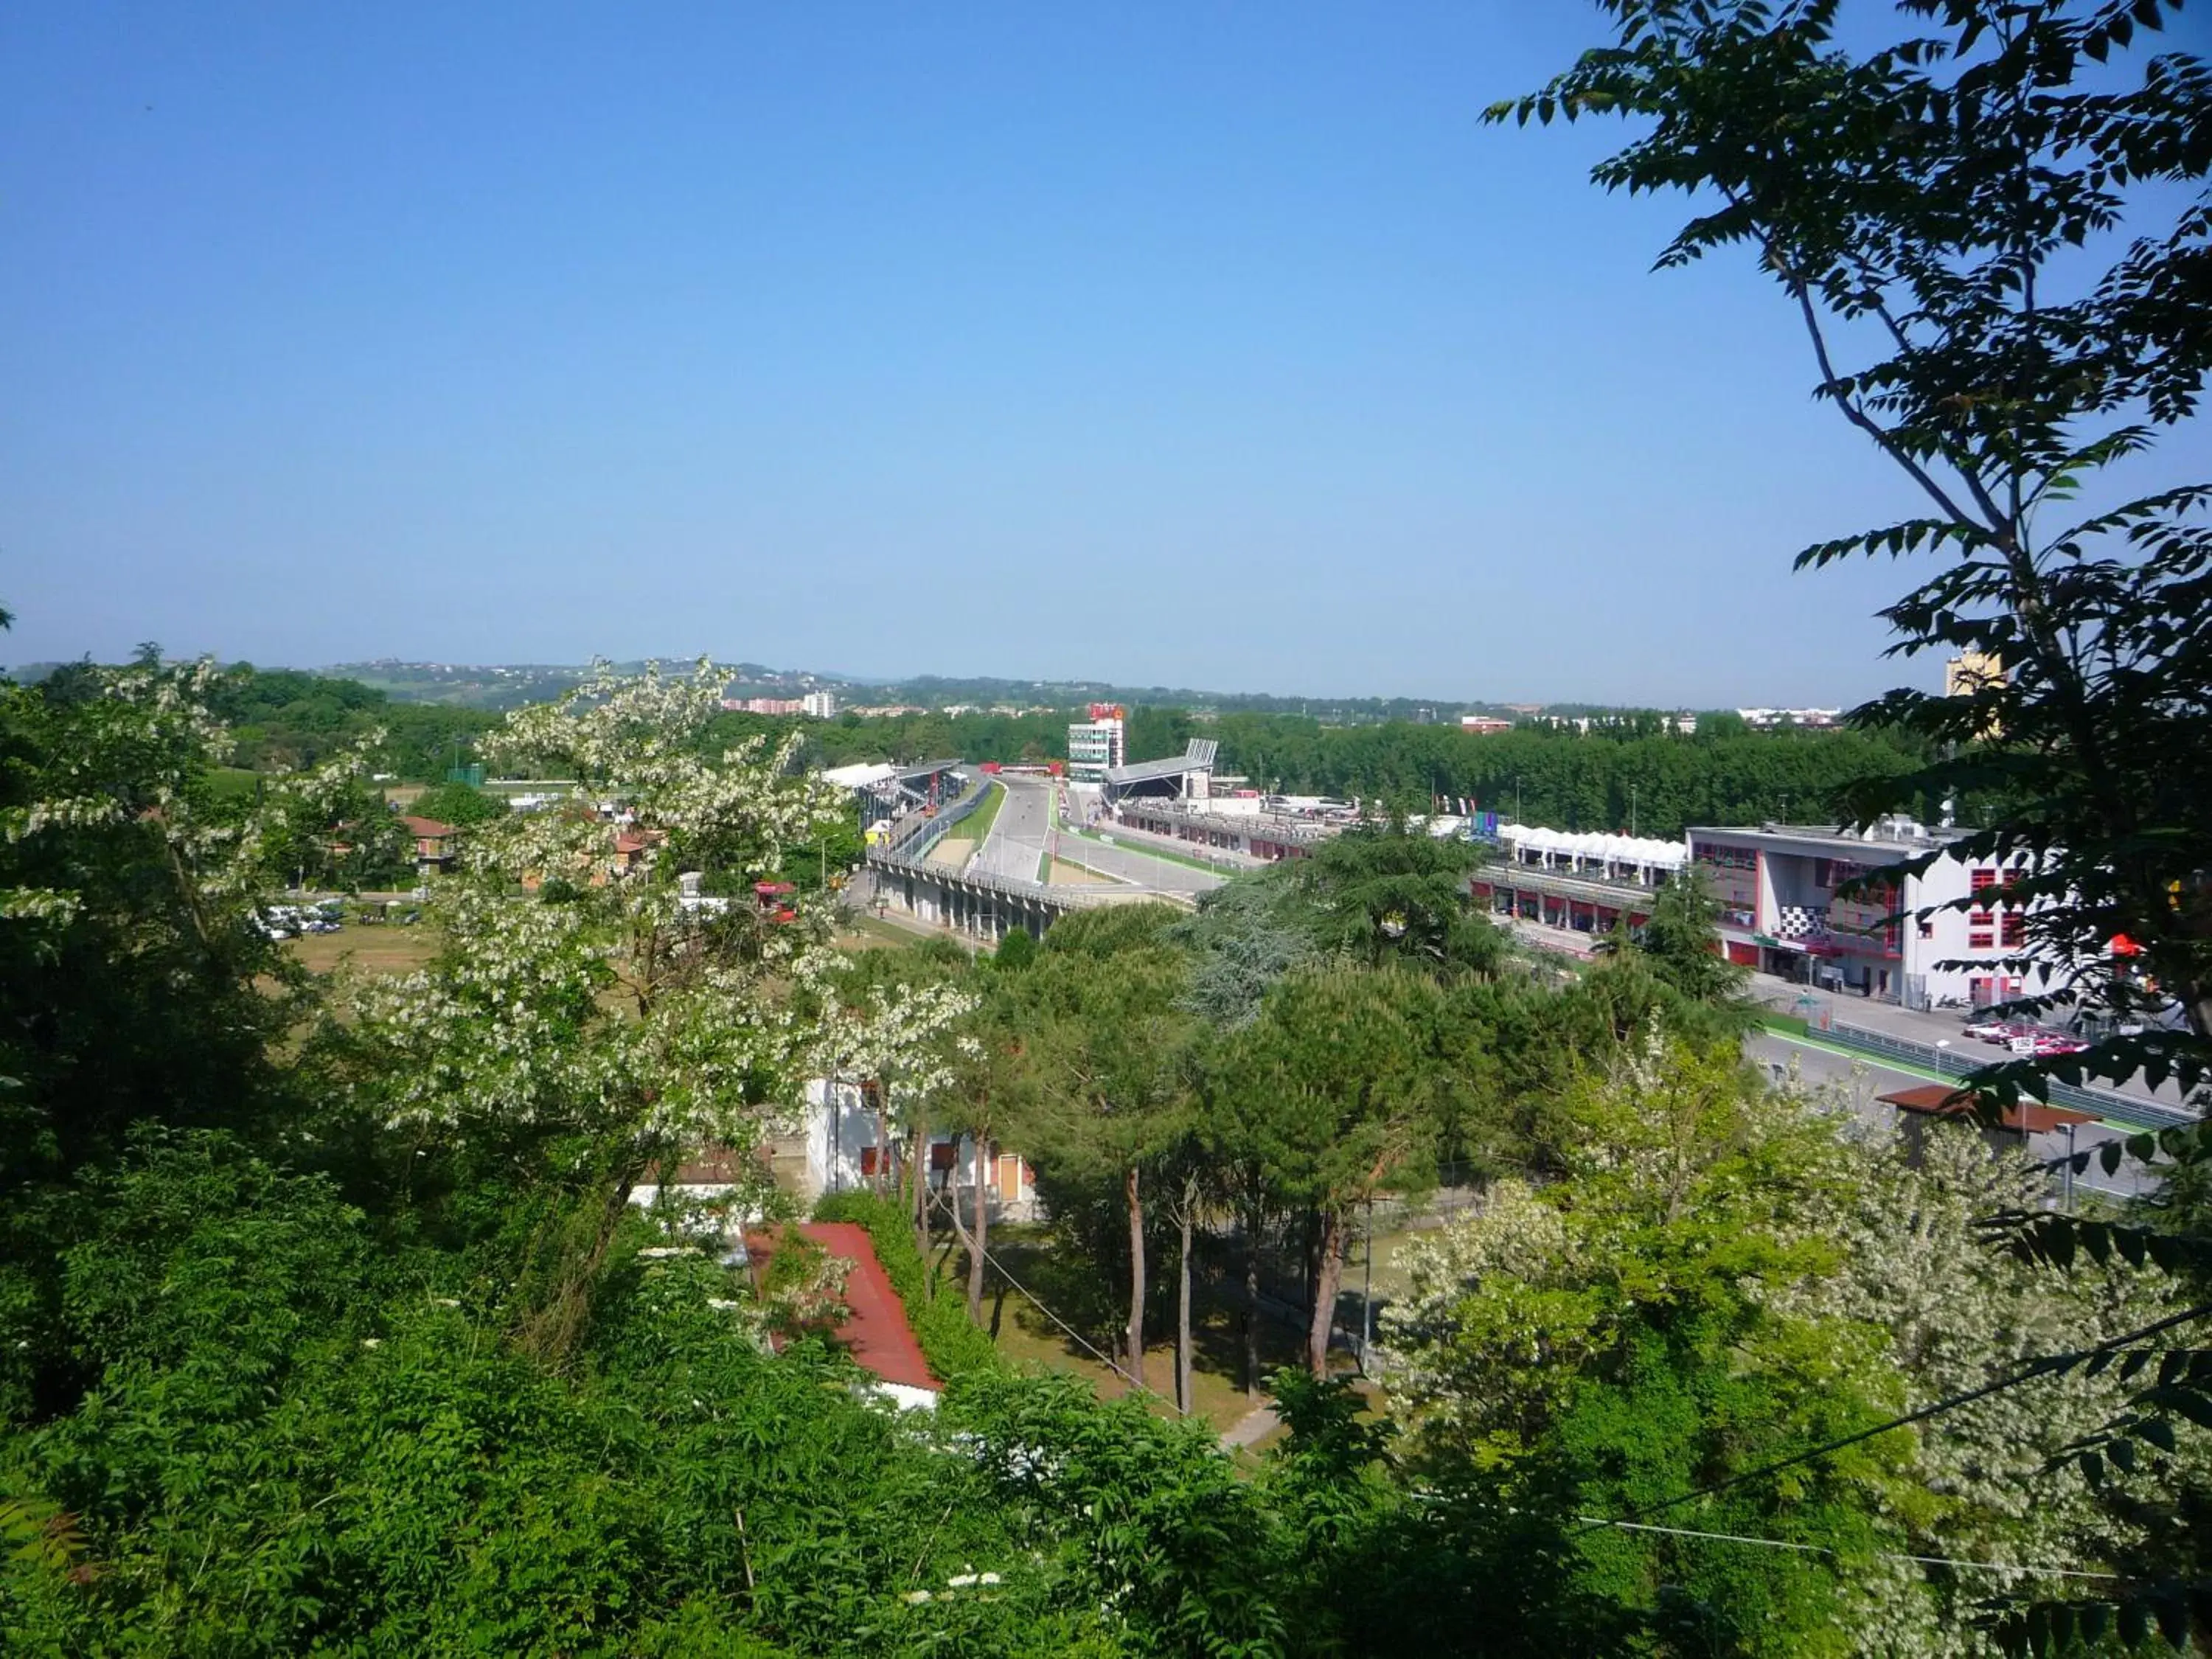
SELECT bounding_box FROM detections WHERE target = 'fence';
[884,773,993,861]
[1824,1020,2197,1131]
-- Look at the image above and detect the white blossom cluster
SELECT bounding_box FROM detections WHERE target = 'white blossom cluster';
[338,661,894,1192]
[3,658,394,933]
[1777,1126,2188,1656]
[801,961,981,1132]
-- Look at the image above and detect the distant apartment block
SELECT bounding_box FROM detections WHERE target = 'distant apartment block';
[1458,715,1514,735]
[1944,651,2006,738]
[719,693,839,717]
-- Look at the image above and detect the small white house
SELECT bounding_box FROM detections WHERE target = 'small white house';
[793,1077,1040,1219]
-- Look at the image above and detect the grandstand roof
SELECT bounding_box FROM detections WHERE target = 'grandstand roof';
[822,762,898,790]
[821,759,963,791]
[1105,738,1218,787]
[1497,824,1688,870]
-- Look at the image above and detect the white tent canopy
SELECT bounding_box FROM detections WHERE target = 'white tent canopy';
[1497,825,1687,880]
[821,762,900,792]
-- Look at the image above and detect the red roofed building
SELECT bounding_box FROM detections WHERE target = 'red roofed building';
[399,815,458,874]
[745,1221,938,1404]
[1877,1083,2093,1164]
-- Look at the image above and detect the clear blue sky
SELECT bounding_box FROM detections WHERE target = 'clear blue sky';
[0,1,2034,704]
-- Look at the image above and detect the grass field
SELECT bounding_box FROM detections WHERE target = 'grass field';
[928,1225,1308,1435]
[285,925,439,977]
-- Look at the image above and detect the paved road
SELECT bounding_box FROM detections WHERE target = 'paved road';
[1054,827,1227,897]
[1747,970,2196,1113]
[972,776,1054,883]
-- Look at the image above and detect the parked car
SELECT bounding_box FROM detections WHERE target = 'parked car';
[2029,1031,2090,1056]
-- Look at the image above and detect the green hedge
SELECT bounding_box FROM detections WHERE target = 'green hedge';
[810,1190,1004,1381]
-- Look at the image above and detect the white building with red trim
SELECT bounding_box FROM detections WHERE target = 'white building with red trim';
[1687,818,2042,1009]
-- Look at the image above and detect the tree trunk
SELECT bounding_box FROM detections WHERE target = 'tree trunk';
[1124,1164,1146,1392]
[1175,1179,1195,1416]
[1243,1207,1262,1399]
[909,1116,929,1267]
[1307,1207,1345,1380]
[966,1135,990,1327]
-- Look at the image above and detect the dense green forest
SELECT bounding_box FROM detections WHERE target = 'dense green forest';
[47,656,1926,843]
[203,664,491,779]
[712,703,1936,839]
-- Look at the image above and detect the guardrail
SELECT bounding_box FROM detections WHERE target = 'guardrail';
[1825,1020,2198,1131]
[885,773,992,861]
[866,840,1193,910]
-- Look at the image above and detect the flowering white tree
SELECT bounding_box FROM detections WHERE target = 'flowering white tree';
[1382,1040,2200,1657]
[1775,1125,2193,1658]
[2,657,397,930]
[335,661,854,1356]
[804,954,979,1254]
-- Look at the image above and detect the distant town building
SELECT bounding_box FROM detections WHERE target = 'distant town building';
[1944,651,2006,738]
[1735,707,1843,728]
[1458,715,1514,735]
[1067,703,1127,783]
[1688,818,2044,1009]
[801,690,839,719]
[1944,651,2005,699]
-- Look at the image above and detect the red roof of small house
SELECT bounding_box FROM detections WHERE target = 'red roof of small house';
[744,1222,937,1391]
[401,815,455,838]
[613,832,650,855]
[1877,1084,2094,1135]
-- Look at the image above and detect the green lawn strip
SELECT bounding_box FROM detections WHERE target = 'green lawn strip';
[961,779,1005,846]
[1034,849,1051,884]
